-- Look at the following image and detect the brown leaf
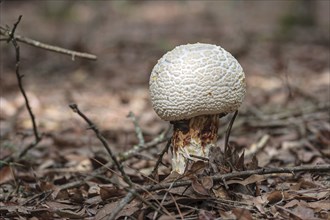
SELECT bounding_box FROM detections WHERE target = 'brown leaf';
[201,176,213,190]
[220,210,237,219]
[298,179,319,189]
[189,161,206,174]
[88,185,100,197]
[46,201,80,211]
[100,186,126,201]
[163,170,181,183]
[0,166,14,184]
[95,200,140,220]
[55,208,86,219]
[40,180,57,191]
[267,190,289,204]
[251,196,267,214]
[232,208,253,220]
[284,199,300,208]
[294,188,329,200]
[0,205,30,215]
[292,206,315,220]
[290,181,302,191]
[235,151,245,170]
[212,187,230,199]
[226,174,266,186]
[307,200,330,211]
[85,195,103,205]
[191,177,209,196]
[246,154,259,170]
[53,188,70,200]
[68,188,85,203]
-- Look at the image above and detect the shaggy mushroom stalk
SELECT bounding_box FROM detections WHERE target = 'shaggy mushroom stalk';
[171,114,219,174]
[149,43,246,174]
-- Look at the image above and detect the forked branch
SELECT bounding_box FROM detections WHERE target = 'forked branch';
[4,15,42,161]
[0,25,97,61]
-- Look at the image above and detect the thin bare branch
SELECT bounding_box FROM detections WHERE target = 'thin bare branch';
[224,110,238,150]
[128,111,145,146]
[144,164,330,192]
[0,26,97,61]
[69,103,133,187]
[151,139,171,178]
[4,15,42,161]
[118,128,170,162]
[108,191,136,220]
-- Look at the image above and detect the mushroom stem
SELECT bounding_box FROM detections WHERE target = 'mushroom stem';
[171,114,219,174]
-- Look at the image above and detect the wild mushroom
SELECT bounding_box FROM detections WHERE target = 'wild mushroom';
[149,43,246,174]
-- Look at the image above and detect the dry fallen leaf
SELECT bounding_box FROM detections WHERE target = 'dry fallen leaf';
[292,205,315,220]
[100,185,126,201]
[267,190,290,204]
[188,160,207,175]
[191,177,209,196]
[226,174,266,186]
[0,166,14,184]
[201,176,214,190]
[55,208,86,219]
[212,186,231,200]
[232,208,253,220]
[307,200,330,211]
[1,3,329,220]
[95,200,140,220]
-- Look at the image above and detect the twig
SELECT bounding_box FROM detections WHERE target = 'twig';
[169,193,184,220]
[0,26,97,61]
[128,111,145,146]
[152,176,179,220]
[53,164,330,214]
[53,134,169,193]
[118,128,170,162]
[104,169,171,218]
[108,191,136,220]
[21,190,52,206]
[248,102,329,121]
[275,204,302,219]
[68,103,133,187]
[245,134,270,157]
[94,165,169,219]
[151,139,171,178]
[128,188,168,216]
[4,15,42,161]
[68,104,168,219]
[143,164,330,192]
[224,110,238,150]
[68,107,167,217]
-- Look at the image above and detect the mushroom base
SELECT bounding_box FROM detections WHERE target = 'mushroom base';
[171,114,219,174]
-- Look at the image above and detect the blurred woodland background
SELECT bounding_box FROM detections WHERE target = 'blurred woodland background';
[0,1,329,219]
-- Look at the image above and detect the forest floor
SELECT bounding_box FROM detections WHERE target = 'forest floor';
[1,2,329,219]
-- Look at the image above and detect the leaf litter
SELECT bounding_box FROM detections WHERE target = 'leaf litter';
[1,2,330,220]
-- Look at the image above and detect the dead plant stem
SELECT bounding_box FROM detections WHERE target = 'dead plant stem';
[0,26,97,60]
[4,15,42,162]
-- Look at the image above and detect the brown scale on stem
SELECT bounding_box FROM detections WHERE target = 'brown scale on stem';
[171,115,219,173]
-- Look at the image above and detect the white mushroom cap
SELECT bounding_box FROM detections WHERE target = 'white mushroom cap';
[149,43,246,121]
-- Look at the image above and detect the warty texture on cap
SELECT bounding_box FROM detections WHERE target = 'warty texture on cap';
[149,43,246,121]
